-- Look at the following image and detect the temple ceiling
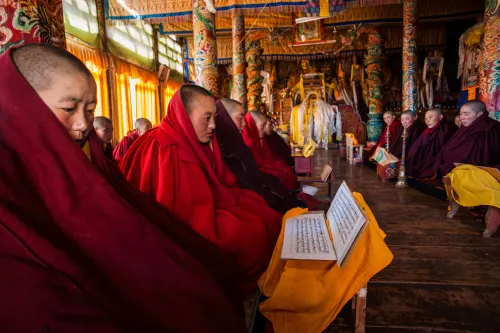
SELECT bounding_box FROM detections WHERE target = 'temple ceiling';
[105,0,484,35]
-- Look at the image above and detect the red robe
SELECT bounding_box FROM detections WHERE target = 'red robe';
[368,120,404,157]
[406,120,455,179]
[113,131,139,163]
[434,112,500,177]
[242,113,298,191]
[392,120,426,159]
[0,49,246,333]
[119,88,282,298]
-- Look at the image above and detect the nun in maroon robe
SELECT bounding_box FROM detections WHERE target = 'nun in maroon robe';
[406,119,455,179]
[392,120,426,158]
[0,48,246,333]
[368,119,404,157]
[433,112,500,178]
[215,101,296,213]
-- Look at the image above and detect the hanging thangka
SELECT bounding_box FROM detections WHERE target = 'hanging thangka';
[294,16,325,45]
[458,23,484,105]
[303,0,346,18]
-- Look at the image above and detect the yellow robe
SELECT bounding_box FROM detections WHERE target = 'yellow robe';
[446,165,500,208]
[258,193,393,333]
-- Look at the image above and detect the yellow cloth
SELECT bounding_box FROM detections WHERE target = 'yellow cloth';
[258,193,393,333]
[82,140,92,161]
[446,165,500,208]
[291,105,303,147]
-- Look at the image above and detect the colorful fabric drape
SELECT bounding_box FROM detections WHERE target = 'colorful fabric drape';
[66,38,110,118]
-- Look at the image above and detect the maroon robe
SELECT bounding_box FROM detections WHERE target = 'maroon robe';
[406,120,455,179]
[368,120,404,157]
[113,131,139,163]
[392,120,426,158]
[265,132,294,166]
[0,48,246,333]
[434,112,500,177]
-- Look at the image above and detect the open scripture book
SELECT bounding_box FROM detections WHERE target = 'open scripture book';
[281,181,368,267]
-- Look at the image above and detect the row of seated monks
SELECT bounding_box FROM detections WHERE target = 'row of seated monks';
[0,44,303,332]
[371,103,500,182]
[370,102,500,234]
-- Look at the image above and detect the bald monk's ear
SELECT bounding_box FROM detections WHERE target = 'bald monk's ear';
[438,114,444,120]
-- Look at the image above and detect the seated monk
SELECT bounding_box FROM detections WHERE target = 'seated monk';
[93,115,114,160]
[264,116,294,167]
[243,111,298,191]
[446,165,500,237]
[392,110,425,158]
[119,85,282,299]
[215,98,296,214]
[369,110,403,158]
[433,100,500,178]
[113,117,152,163]
[406,108,455,179]
[0,45,246,332]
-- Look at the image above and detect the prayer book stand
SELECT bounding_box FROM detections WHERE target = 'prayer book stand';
[298,162,334,201]
[376,162,400,183]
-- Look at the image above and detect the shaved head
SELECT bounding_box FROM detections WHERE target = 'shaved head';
[94,116,112,129]
[180,85,216,143]
[220,98,245,115]
[425,108,443,128]
[384,110,396,117]
[94,116,113,143]
[220,98,246,132]
[460,100,486,127]
[401,110,416,129]
[134,118,152,136]
[249,111,267,138]
[180,84,213,114]
[12,44,97,144]
[12,43,93,92]
[383,110,396,126]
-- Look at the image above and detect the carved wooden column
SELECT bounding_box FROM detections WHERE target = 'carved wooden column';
[232,13,247,105]
[364,28,386,144]
[479,0,500,121]
[246,32,266,112]
[192,0,219,95]
[402,0,418,115]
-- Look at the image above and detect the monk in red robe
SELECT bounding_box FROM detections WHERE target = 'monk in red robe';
[119,85,282,299]
[264,116,294,166]
[369,110,404,157]
[0,44,246,333]
[433,100,500,178]
[215,98,296,214]
[243,112,298,191]
[113,117,152,162]
[392,110,425,158]
[406,109,455,179]
[94,115,114,160]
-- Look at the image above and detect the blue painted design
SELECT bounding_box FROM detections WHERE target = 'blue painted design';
[366,113,384,143]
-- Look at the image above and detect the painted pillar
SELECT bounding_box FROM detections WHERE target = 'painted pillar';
[1,0,66,54]
[479,0,500,121]
[364,28,386,144]
[246,32,266,112]
[232,13,247,105]
[402,0,418,115]
[192,0,219,95]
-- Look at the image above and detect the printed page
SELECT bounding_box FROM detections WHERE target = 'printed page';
[281,212,337,260]
[327,182,367,266]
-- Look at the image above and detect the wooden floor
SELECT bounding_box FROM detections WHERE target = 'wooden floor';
[308,149,500,333]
